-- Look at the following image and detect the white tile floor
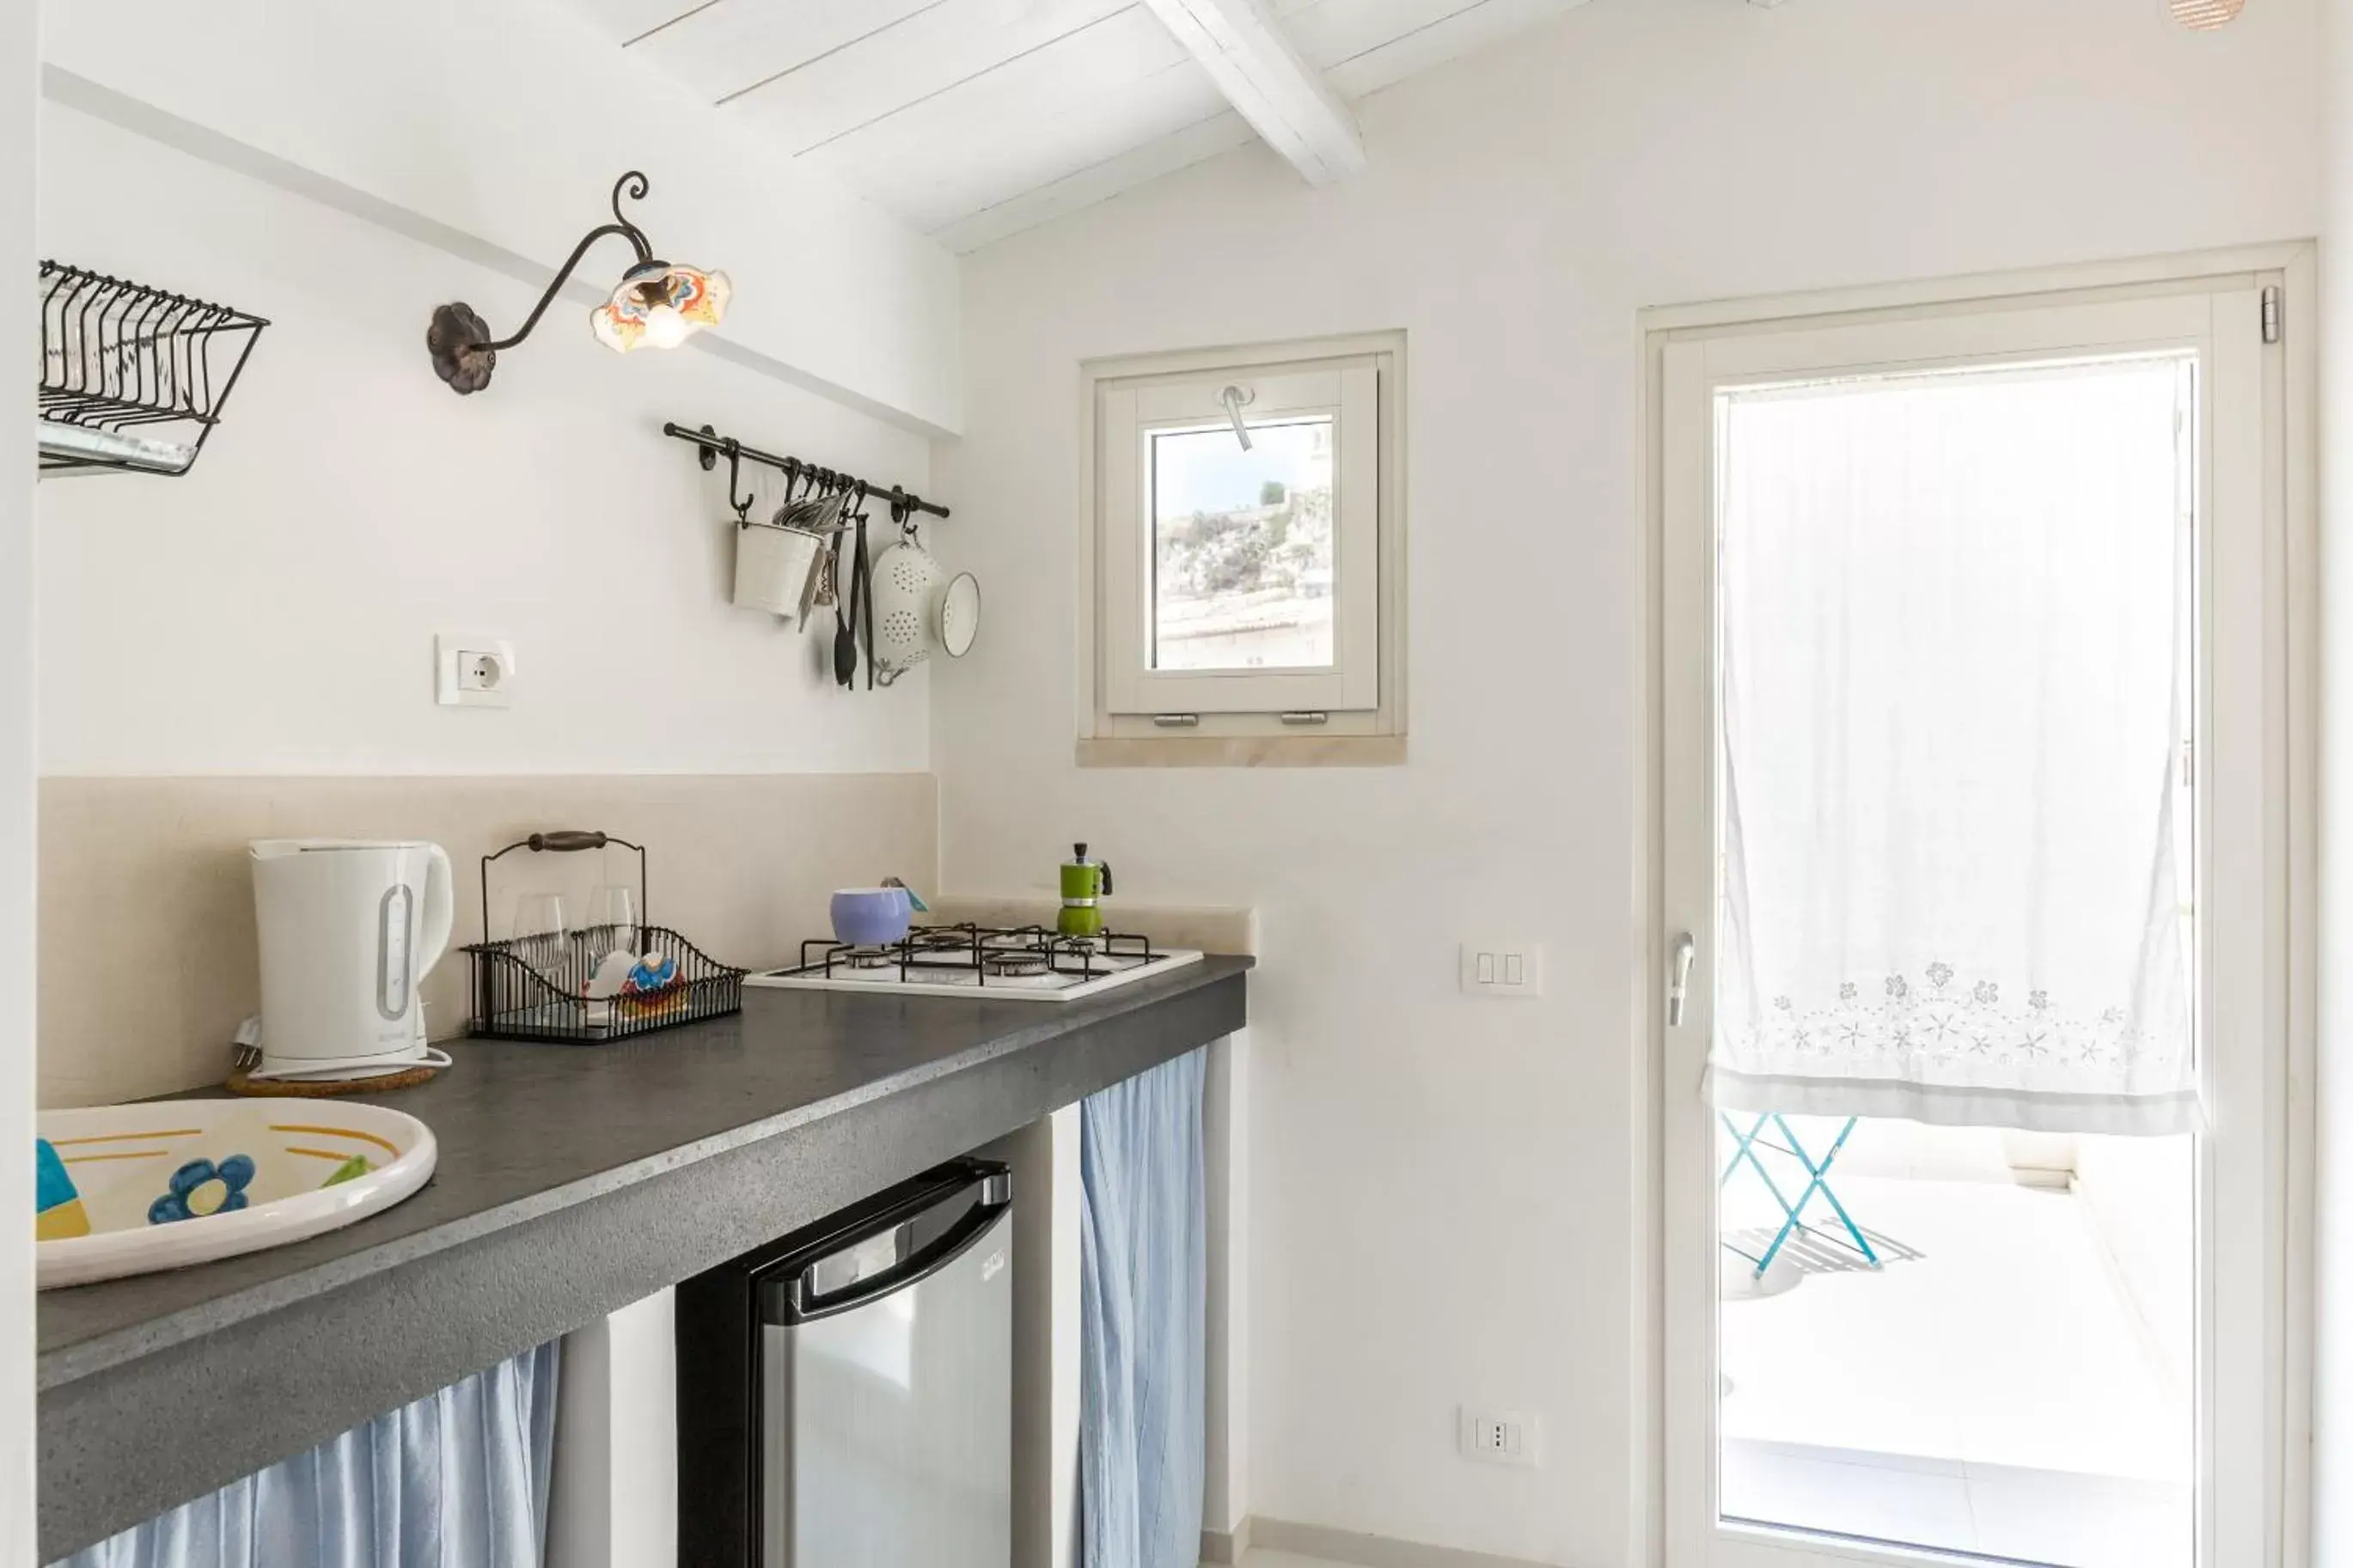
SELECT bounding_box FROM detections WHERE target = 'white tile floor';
[1719,1165,2191,1567]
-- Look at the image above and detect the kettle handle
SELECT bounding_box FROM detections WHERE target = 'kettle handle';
[1099,860,1112,897]
[417,844,455,979]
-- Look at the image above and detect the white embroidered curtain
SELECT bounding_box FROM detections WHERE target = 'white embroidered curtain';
[1708,357,2199,1135]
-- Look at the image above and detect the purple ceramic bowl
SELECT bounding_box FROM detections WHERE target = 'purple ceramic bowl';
[830,887,914,948]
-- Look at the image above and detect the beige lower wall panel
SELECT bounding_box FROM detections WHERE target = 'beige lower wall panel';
[39,773,938,1107]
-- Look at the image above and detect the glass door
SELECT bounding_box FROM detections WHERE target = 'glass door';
[1660,282,2287,1568]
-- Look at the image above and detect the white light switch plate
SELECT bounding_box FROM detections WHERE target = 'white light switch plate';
[436,631,517,708]
[1460,942,1544,999]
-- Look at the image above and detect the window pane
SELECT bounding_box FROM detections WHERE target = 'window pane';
[1150,417,1334,671]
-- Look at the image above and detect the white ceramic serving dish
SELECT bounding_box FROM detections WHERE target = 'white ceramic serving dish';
[35,1099,437,1290]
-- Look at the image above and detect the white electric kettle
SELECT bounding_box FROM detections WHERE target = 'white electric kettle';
[248,839,455,1080]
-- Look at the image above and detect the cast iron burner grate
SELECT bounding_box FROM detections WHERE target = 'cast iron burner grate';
[790,923,1165,987]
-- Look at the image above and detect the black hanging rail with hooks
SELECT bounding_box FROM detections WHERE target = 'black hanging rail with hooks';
[662,422,950,520]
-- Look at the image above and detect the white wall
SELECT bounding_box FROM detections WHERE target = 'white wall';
[40,0,962,435]
[989,1110,1084,1568]
[1203,1033,1251,1545]
[3,0,35,1559]
[548,1290,679,1568]
[38,106,932,778]
[928,1,2322,1561]
[2312,0,2353,1560]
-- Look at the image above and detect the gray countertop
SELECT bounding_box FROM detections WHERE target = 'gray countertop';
[39,955,1250,1559]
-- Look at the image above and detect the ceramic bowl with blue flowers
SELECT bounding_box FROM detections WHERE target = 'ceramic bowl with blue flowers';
[34,1100,437,1290]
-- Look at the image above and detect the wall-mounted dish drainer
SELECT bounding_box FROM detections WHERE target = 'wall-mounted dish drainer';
[37,260,268,478]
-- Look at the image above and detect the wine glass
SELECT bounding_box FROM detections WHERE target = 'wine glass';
[512,893,567,973]
[587,884,639,959]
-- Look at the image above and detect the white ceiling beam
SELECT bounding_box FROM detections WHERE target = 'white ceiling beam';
[1134,0,1366,186]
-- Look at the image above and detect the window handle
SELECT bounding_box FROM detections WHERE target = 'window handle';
[1219,385,1255,452]
[1668,932,1696,1028]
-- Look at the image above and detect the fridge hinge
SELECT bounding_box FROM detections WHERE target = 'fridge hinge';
[2262,284,2283,345]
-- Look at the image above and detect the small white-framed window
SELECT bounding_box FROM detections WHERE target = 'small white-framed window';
[1081,333,1404,760]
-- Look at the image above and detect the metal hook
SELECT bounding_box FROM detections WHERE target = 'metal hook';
[724,438,755,522]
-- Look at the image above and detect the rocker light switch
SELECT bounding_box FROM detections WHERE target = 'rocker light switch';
[1462,943,1544,998]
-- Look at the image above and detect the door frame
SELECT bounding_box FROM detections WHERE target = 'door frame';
[1633,243,2319,1568]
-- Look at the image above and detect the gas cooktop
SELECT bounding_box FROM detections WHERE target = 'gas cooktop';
[745,924,1204,1003]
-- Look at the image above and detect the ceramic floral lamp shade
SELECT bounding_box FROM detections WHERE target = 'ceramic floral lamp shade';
[593,261,732,354]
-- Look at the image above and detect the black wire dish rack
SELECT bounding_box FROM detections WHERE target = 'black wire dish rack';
[38,259,268,477]
[463,831,744,1045]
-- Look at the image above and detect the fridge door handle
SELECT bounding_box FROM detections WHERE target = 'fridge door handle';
[780,1178,1011,1325]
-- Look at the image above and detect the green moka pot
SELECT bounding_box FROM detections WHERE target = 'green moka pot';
[1058,842,1113,938]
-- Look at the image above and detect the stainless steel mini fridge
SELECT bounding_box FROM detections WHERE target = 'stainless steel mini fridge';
[677,1159,1013,1568]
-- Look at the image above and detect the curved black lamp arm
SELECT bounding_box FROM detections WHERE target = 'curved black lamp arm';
[479,172,657,352]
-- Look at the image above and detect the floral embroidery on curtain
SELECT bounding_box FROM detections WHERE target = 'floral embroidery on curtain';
[1706,355,2201,1135]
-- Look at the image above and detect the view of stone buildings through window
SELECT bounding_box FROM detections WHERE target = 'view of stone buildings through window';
[1150,416,1335,670]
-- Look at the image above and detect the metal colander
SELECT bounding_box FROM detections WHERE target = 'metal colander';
[868,537,942,680]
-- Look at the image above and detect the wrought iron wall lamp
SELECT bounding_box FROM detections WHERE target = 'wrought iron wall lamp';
[425,171,731,394]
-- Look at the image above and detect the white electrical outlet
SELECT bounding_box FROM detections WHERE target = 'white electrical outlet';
[1458,1406,1543,1467]
[1460,942,1544,998]
[436,631,518,708]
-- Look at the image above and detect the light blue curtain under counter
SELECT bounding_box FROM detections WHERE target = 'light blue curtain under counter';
[55,1339,559,1568]
[1079,1046,1207,1568]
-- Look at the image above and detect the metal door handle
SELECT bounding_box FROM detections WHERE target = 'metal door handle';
[1668,932,1696,1028]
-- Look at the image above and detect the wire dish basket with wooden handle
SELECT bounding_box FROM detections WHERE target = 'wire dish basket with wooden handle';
[461,831,743,1044]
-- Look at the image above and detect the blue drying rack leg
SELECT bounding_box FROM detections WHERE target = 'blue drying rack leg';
[1719,1112,1880,1278]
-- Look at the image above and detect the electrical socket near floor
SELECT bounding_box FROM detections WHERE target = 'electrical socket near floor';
[1458,1406,1543,1467]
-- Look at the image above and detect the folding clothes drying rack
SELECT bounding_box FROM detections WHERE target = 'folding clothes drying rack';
[1719,1111,1882,1278]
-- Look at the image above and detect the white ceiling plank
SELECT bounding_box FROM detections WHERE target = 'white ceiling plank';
[727,0,1135,156]
[887,59,1228,231]
[559,0,709,45]
[626,0,950,102]
[544,0,1598,254]
[1312,0,1590,95]
[1134,0,1365,186]
[1277,0,1488,67]
[926,0,1590,247]
[791,7,1197,218]
[932,108,1257,250]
